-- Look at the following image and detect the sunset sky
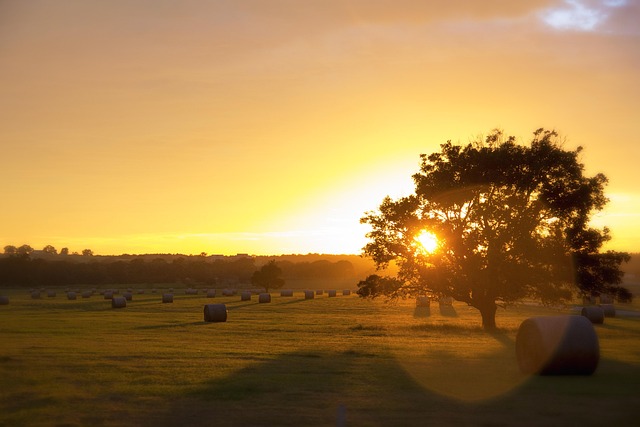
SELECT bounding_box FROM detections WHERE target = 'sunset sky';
[1,0,639,256]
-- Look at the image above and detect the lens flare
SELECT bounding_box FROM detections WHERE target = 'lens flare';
[415,230,438,253]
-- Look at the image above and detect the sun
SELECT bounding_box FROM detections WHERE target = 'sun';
[415,230,439,254]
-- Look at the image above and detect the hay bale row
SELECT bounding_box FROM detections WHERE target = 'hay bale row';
[316,290,323,295]
[112,296,127,309]
[343,290,351,296]
[280,289,293,297]
[162,294,174,303]
[185,288,198,295]
[67,292,77,300]
[241,291,252,301]
[258,293,271,303]
[304,290,315,300]
[81,291,92,299]
[47,291,56,298]
[31,291,41,299]
[222,289,235,296]
[206,289,216,298]
[0,296,9,305]
[204,304,227,322]
[328,290,337,297]
[516,315,599,375]
[104,292,114,300]
[123,292,133,301]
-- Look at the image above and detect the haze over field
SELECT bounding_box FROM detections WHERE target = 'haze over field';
[1,0,639,255]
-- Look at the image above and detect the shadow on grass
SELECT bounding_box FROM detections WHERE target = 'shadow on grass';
[438,304,458,317]
[413,306,431,318]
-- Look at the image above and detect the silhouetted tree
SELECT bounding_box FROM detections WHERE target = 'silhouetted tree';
[60,247,69,256]
[42,245,57,255]
[251,260,285,292]
[17,244,34,256]
[360,129,630,330]
[82,249,94,257]
[3,245,17,255]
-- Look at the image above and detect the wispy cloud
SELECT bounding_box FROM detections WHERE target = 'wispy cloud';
[539,0,629,31]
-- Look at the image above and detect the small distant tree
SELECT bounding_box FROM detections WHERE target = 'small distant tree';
[17,244,34,256]
[3,245,17,255]
[251,260,285,292]
[360,129,630,331]
[42,245,58,255]
[82,249,94,257]
[60,247,69,256]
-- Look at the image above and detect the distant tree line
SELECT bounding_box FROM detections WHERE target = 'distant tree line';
[0,252,356,288]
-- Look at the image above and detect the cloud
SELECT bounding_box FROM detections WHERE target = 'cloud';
[539,0,636,32]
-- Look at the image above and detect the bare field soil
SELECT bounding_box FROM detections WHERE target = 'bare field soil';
[1,287,639,426]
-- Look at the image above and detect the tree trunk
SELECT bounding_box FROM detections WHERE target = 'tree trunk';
[478,301,498,331]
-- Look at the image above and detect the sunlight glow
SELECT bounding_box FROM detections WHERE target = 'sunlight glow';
[415,230,439,254]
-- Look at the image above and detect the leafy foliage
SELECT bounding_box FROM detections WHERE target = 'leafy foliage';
[360,129,630,329]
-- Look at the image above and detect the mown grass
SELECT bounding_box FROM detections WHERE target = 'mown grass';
[0,286,639,426]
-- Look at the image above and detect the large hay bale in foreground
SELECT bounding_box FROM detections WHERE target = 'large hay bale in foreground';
[516,315,599,375]
[599,304,616,318]
[328,290,337,297]
[111,297,127,309]
[280,289,293,297]
[162,294,174,303]
[304,290,315,300]
[241,291,252,301]
[203,304,227,322]
[258,293,271,303]
[67,292,77,300]
[0,296,9,305]
[416,296,430,307]
[581,306,605,324]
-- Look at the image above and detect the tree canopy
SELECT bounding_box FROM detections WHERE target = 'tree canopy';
[251,260,285,292]
[359,129,630,330]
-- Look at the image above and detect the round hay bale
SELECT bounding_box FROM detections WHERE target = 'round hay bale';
[241,291,252,301]
[342,290,351,296]
[439,296,453,306]
[204,303,227,322]
[316,290,323,295]
[206,289,216,298]
[0,296,9,305]
[599,304,616,318]
[328,290,337,297]
[123,292,133,301]
[162,294,174,303]
[81,291,92,299]
[581,305,606,323]
[222,289,233,296]
[111,296,127,309]
[581,306,605,324]
[280,289,293,297]
[67,292,77,300]
[31,291,41,299]
[258,293,271,303]
[304,290,315,300]
[104,292,114,300]
[416,296,430,307]
[47,290,56,298]
[137,290,145,294]
[515,315,599,375]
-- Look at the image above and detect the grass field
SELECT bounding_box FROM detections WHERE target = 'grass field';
[1,286,640,427]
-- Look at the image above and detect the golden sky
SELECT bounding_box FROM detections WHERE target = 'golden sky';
[1,0,639,256]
